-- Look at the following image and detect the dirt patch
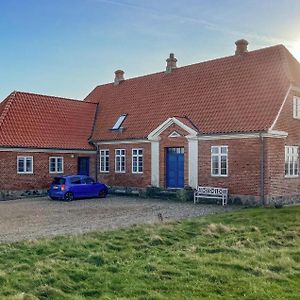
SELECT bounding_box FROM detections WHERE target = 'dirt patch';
[0,196,238,243]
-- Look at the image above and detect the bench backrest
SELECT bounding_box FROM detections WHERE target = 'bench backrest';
[196,186,228,197]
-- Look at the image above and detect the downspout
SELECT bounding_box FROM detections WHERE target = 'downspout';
[95,144,99,182]
[259,133,265,206]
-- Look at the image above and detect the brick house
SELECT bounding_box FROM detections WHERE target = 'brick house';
[1,39,300,204]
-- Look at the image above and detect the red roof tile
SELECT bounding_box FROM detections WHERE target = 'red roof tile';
[0,92,97,149]
[85,45,300,141]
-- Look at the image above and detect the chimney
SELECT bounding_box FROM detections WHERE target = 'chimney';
[235,39,249,55]
[166,53,177,73]
[114,69,125,85]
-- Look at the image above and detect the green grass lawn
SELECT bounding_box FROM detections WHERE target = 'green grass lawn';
[0,206,300,300]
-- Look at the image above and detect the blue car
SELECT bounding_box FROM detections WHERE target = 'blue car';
[48,175,108,201]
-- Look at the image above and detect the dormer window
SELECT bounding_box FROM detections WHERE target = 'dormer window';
[293,96,300,119]
[112,114,127,130]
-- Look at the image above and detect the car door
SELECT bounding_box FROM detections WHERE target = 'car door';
[69,176,85,198]
[81,177,97,198]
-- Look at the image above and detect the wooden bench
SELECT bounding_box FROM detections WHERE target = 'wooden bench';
[194,186,228,206]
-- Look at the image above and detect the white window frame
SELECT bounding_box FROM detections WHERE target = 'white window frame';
[100,149,109,173]
[17,156,33,174]
[285,146,299,178]
[115,149,126,173]
[293,96,300,119]
[211,146,228,177]
[49,157,64,174]
[132,148,143,174]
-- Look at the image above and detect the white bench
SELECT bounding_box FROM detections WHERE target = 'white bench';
[194,186,228,206]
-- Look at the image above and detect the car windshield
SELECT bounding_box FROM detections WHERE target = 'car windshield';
[52,177,66,185]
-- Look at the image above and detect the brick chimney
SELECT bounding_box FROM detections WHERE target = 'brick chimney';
[166,53,177,73]
[235,39,249,55]
[114,70,125,85]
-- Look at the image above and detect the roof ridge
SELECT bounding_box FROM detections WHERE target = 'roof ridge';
[14,91,97,105]
[88,44,285,92]
[0,91,17,129]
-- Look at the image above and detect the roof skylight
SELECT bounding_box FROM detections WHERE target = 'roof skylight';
[112,114,127,130]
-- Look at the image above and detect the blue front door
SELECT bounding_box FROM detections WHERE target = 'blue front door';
[78,157,90,176]
[166,147,184,188]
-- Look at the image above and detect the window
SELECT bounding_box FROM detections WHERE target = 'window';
[115,149,126,172]
[211,146,228,176]
[82,177,95,184]
[52,177,66,185]
[112,114,127,130]
[100,150,109,172]
[17,156,33,174]
[70,177,82,184]
[49,157,64,173]
[293,97,300,119]
[285,146,299,177]
[132,148,143,173]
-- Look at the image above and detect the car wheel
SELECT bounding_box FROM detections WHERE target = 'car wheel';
[98,190,107,198]
[64,192,74,201]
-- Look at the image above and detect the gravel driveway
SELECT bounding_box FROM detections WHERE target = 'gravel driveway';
[0,196,238,243]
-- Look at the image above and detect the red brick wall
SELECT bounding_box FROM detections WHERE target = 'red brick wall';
[97,143,151,187]
[198,138,261,196]
[158,124,189,187]
[0,151,96,190]
[266,90,300,199]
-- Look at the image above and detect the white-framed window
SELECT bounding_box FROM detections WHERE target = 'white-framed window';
[293,96,300,119]
[132,148,143,174]
[49,157,64,174]
[285,146,299,177]
[17,156,33,174]
[211,146,228,177]
[115,149,126,173]
[100,149,109,172]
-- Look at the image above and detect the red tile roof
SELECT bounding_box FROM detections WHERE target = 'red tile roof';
[85,45,300,141]
[0,92,97,149]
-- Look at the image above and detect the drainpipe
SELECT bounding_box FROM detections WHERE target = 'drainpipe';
[259,133,265,206]
[95,144,99,182]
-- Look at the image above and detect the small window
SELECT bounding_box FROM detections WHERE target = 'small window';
[293,97,300,119]
[49,157,64,173]
[52,177,66,185]
[285,146,299,177]
[132,148,143,174]
[211,146,228,177]
[17,156,33,174]
[112,114,127,130]
[115,149,126,173]
[70,177,82,184]
[100,150,109,172]
[82,177,95,184]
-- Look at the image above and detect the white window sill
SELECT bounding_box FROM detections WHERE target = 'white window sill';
[211,174,228,177]
[100,171,110,173]
[132,172,143,174]
[285,175,299,178]
[17,172,33,175]
[115,171,126,173]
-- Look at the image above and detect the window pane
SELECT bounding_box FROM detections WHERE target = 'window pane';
[212,147,219,154]
[26,158,32,172]
[18,158,24,172]
[221,147,227,154]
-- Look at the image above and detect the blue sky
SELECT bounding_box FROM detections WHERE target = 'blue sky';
[1,0,300,101]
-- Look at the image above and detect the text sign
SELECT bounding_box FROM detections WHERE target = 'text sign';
[197,186,227,196]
